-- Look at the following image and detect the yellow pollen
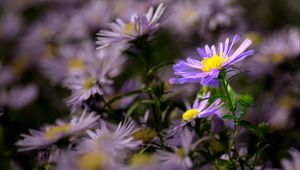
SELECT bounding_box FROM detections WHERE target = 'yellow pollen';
[122,22,134,35]
[129,154,152,168]
[181,10,195,23]
[122,22,140,35]
[271,53,283,63]
[175,148,185,158]
[182,109,198,121]
[83,77,94,90]
[44,124,71,140]
[11,58,26,75]
[132,127,157,143]
[67,58,85,70]
[78,152,106,170]
[201,55,228,72]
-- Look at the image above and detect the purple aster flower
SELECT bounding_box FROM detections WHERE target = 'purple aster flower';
[182,91,223,122]
[170,35,253,86]
[16,110,99,151]
[96,3,165,49]
[154,128,205,169]
[78,118,142,157]
[0,84,38,110]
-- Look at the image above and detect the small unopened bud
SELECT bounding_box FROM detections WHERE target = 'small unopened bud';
[238,94,254,107]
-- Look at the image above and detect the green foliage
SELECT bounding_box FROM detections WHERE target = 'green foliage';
[222,114,238,120]
[238,95,254,107]
[212,159,233,170]
[238,120,265,140]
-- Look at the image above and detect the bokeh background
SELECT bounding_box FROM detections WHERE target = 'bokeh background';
[0,0,299,169]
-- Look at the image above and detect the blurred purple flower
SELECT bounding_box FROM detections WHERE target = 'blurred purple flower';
[155,128,202,169]
[0,84,38,110]
[16,111,99,151]
[63,45,126,107]
[96,3,165,49]
[281,148,300,170]
[78,118,142,157]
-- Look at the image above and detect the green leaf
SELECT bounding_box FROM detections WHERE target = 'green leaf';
[256,143,270,156]
[126,102,143,117]
[226,82,237,110]
[222,114,237,120]
[238,120,264,140]
[213,159,233,170]
[196,151,227,167]
[161,105,170,123]
[240,107,247,118]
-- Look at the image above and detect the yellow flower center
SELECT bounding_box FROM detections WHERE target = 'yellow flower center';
[11,58,26,75]
[201,55,228,72]
[44,124,71,140]
[122,22,135,35]
[122,22,140,35]
[181,10,196,23]
[78,152,106,170]
[83,77,94,90]
[182,109,199,121]
[175,148,185,158]
[132,127,157,143]
[67,58,85,70]
[271,53,283,63]
[129,154,152,168]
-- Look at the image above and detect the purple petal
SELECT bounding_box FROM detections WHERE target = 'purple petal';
[226,35,240,56]
[197,48,207,58]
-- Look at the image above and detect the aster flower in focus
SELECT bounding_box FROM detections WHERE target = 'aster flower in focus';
[79,118,142,157]
[96,3,166,49]
[155,128,197,169]
[170,35,253,86]
[16,111,99,151]
[182,91,223,122]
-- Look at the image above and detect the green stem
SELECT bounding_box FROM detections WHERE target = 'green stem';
[219,74,240,168]
[147,92,166,149]
[103,89,143,109]
[133,37,167,149]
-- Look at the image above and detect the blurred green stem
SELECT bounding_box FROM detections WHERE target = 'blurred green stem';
[133,37,167,149]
